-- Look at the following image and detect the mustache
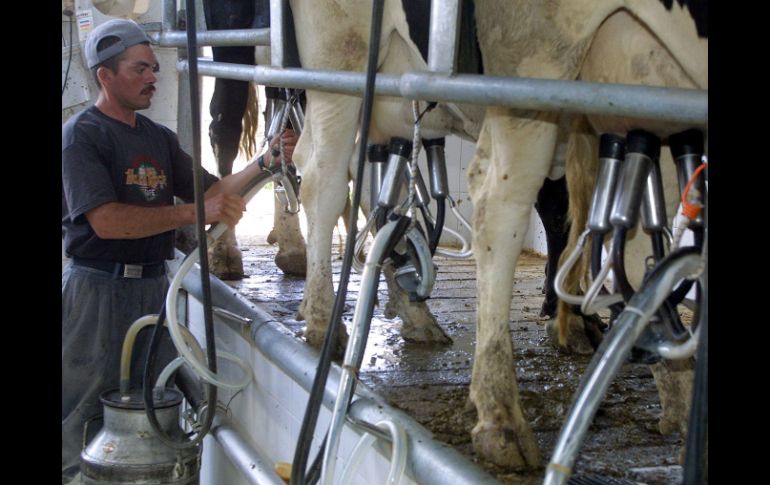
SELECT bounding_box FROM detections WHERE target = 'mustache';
[141,85,156,94]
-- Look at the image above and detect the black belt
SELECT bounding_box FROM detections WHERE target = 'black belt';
[72,257,166,279]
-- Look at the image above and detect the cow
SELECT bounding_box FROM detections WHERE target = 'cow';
[287,0,706,469]
[200,0,307,279]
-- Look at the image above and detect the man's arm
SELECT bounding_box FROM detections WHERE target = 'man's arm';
[86,192,245,239]
[205,129,297,198]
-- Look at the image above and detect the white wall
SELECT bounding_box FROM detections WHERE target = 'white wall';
[438,136,548,255]
[63,2,178,126]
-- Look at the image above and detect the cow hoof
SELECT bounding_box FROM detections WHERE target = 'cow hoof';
[208,233,245,280]
[545,317,594,355]
[658,415,680,436]
[208,259,245,281]
[539,300,557,319]
[383,300,398,319]
[471,425,539,470]
[401,322,453,345]
[275,249,307,276]
[304,325,350,358]
[266,229,278,245]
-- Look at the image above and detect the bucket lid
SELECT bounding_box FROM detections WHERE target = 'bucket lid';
[100,388,183,410]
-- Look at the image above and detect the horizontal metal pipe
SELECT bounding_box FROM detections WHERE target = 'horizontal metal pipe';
[209,413,286,485]
[401,72,708,125]
[177,60,708,125]
[178,59,403,96]
[168,251,499,485]
[151,29,270,48]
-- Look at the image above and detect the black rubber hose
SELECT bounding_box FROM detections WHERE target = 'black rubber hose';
[142,0,219,450]
[590,232,624,316]
[651,231,666,262]
[419,204,435,248]
[375,205,387,231]
[428,197,446,255]
[683,199,708,485]
[182,0,218,440]
[590,232,604,281]
[291,2,386,483]
[311,216,410,485]
[611,227,683,338]
[666,226,704,306]
[636,245,700,339]
[142,305,211,449]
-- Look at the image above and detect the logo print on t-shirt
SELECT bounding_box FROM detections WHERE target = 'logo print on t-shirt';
[125,156,168,201]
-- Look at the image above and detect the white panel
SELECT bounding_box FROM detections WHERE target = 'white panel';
[438,134,549,254]
[286,380,310,422]
[141,47,179,127]
[458,137,475,193]
[524,210,548,256]
[62,44,92,110]
[187,276,472,484]
[444,135,463,195]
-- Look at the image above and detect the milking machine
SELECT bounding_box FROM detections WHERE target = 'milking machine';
[263,86,304,214]
[547,128,707,485]
[78,1,305,481]
[356,134,473,270]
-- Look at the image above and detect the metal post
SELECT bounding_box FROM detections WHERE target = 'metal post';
[161,0,176,32]
[270,0,289,67]
[176,55,195,156]
[428,0,462,74]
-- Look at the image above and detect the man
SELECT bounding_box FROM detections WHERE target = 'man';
[61,19,296,481]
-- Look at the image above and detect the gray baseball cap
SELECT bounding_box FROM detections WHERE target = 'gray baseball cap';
[84,19,153,69]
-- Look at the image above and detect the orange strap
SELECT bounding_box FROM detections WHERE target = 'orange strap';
[682,162,708,220]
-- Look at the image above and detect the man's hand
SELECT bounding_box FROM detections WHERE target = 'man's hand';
[204,192,246,228]
[265,129,298,167]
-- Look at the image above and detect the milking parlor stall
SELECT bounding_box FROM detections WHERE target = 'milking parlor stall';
[62,1,708,484]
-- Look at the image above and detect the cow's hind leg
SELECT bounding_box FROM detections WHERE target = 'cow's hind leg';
[468,111,557,469]
[206,43,255,280]
[294,93,361,354]
[551,116,607,354]
[535,176,569,319]
[269,194,307,276]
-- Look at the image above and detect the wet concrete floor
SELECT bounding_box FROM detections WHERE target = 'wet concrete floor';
[233,237,684,485]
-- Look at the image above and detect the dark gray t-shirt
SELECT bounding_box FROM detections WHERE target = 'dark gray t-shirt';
[62,105,218,263]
